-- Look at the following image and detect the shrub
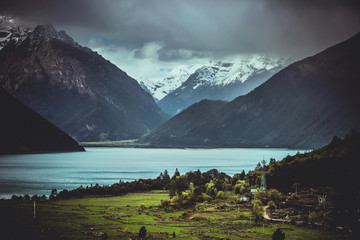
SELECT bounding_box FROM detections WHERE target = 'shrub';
[268,200,276,210]
[268,189,283,204]
[255,191,269,205]
[138,203,146,213]
[201,193,212,202]
[272,228,285,240]
[216,191,225,199]
[138,226,146,239]
[160,199,170,207]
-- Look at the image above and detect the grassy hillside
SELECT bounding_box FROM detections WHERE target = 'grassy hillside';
[1,191,339,240]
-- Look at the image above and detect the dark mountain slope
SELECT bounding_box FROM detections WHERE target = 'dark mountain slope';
[0,87,84,154]
[264,129,360,192]
[0,24,167,141]
[139,100,227,147]
[245,130,360,236]
[140,32,360,148]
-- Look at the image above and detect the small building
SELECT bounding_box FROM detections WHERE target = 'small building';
[250,189,258,195]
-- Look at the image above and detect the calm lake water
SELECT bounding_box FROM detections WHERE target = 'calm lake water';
[0,148,306,199]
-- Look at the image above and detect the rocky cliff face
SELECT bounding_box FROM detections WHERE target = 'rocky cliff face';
[0,24,167,141]
[139,33,360,149]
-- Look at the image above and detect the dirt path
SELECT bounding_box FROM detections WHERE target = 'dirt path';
[263,205,271,220]
[263,205,291,223]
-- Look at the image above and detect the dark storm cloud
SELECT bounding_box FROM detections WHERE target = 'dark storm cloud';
[157,48,211,61]
[1,0,360,58]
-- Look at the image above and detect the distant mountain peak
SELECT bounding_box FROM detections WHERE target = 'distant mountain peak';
[26,24,77,50]
[140,33,360,148]
[33,24,57,36]
[154,55,288,115]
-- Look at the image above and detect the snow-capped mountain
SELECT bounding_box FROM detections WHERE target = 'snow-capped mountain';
[149,54,288,115]
[139,33,360,149]
[139,64,201,101]
[190,54,286,86]
[0,15,32,50]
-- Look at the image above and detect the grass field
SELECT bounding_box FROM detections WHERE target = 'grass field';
[1,191,341,239]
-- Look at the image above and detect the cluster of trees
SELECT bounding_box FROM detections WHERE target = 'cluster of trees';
[11,194,47,201]
[39,168,241,200]
[265,129,360,192]
[162,169,233,207]
[247,129,360,235]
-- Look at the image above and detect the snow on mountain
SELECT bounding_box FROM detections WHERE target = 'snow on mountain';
[139,64,201,101]
[0,15,32,50]
[157,54,289,115]
[198,54,285,86]
[139,54,287,102]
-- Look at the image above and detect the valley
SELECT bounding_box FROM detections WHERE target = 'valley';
[1,191,341,240]
[1,2,360,239]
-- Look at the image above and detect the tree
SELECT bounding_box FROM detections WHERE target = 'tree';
[163,169,170,183]
[50,188,58,200]
[239,170,246,180]
[256,162,262,169]
[172,168,180,179]
[268,189,283,205]
[235,186,241,195]
[252,199,264,224]
[138,226,147,239]
[272,228,285,240]
[101,232,108,240]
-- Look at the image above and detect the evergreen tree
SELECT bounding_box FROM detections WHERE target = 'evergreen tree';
[240,170,246,180]
[163,169,170,182]
[172,168,180,179]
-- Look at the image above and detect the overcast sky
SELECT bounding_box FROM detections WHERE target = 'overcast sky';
[1,0,360,82]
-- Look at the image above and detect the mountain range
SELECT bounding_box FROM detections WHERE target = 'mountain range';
[140,55,287,116]
[0,86,84,153]
[139,32,360,149]
[0,21,167,142]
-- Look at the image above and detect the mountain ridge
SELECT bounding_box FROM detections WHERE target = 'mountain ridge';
[0,23,168,142]
[139,32,360,149]
[139,55,287,115]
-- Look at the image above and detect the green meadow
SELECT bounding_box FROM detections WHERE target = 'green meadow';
[1,191,340,239]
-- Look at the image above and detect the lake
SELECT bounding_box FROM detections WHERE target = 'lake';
[0,148,306,199]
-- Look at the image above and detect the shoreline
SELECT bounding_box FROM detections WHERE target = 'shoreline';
[80,142,312,151]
